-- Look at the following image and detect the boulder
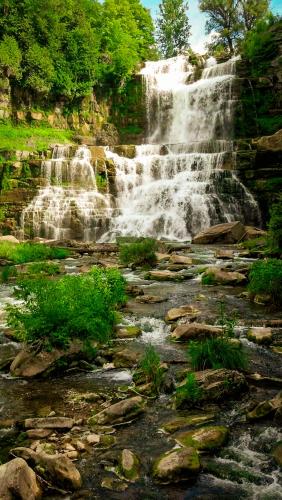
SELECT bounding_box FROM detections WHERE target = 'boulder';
[156,252,170,262]
[255,128,282,152]
[145,270,185,281]
[11,447,81,490]
[271,442,282,467]
[247,327,273,345]
[135,295,166,304]
[88,396,145,425]
[113,348,141,367]
[165,305,200,322]
[171,323,222,341]
[175,426,229,451]
[169,254,193,265]
[10,340,84,377]
[193,221,245,244]
[26,429,52,439]
[24,417,74,430]
[162,414,215,434]
[153,447,200,484]
[0,235,20,244]
[202,267,247,285]
[191,369,246,403]
[215,249,234,260]
[120,449,140,481]
[247,393,282,421]
[116,326,142,339]
[243,226,267,240]
[0,458,41,500]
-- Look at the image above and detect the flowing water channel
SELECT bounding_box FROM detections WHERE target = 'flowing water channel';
[22,56,260,242]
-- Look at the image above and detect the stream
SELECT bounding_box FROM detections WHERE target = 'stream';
[0,244,281,499]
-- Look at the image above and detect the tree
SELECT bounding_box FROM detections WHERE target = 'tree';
[199,0,270,55]
[0,35,22,78]
[156,0,191,58]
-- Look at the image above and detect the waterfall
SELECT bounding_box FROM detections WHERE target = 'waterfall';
[102,56,260,241]
[22,146,111,240]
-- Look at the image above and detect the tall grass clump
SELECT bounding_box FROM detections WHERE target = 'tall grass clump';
[268,196,282,253]
[248,259,282,305]
[7,267,126,350]
[135,344,165,395]
[175,372,203,407]
[0,241,70,264]
[188,336,248,371]
[119,238,157,267]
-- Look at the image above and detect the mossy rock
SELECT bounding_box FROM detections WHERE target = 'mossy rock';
[153,447,200,484]
[202,457,265,484]
[162,414,215,434]
[116,326,142,339]
[119,449,140,481]
[175,425,229,451]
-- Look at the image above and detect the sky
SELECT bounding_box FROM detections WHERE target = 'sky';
[142,0,282,54]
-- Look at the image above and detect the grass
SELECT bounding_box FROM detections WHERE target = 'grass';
[201,273,216,285]
[188,336,248,371]
[135,344,165,395]
[119,238,157,268]
[7,266,126,350]
[248,259,282,305]
[26,261,61,276]
[0,241,70,264]
[0,123,73,151]
[175,372,203,407]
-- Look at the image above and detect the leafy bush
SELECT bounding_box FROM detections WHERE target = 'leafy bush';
[175,372,203,407]
[188,337,248,371]
[7,267,126,350]
[201,273,216,285]
[135,344,165,395]
[119,238,157,267]
[248,259,282,305]
[26,261,61,276]
[268,196,282,252]
[1,265,17,283]
[0,242,70,264]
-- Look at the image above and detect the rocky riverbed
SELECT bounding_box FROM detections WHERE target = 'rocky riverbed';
[0,240,281,499]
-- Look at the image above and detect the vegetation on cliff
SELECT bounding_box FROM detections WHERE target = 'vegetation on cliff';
[156,0,191,58]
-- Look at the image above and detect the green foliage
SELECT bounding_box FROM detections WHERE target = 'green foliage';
[137,344,165,395]
[26,261,61,276]
[175,372,203,407]
[156,0,191,58]
[188,336,248,371]
[268,196,282,252]
[119,238,157,267]
[201,273,216,285]
[240,237,267,250]
[1,265,18,283]
[0,241,70,264]
[7,266,126,349]
[248,259,282,305]
[0,123,73,151]
[96,174,107,192]
[217,301,237,337]
[0,0,155,98]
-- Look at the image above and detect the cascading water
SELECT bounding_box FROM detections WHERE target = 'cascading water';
[22,145,111,240]
[103,55,260,241]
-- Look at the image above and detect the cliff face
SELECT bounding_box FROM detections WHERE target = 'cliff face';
[234,22,282,224]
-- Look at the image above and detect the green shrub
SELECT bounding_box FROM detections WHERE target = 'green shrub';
[217,301,237,338]
[188,337,248,371]
[96,174,107,192]
[119,238,157,267]
[26,261,61,276]
[1,265,18,283]
[135,344,165,395]
[7,267,126,350]
[248,259,282,305]
[0,242,70,264]
[201,273,216,285]
[268,196,282,252]
[175,372,203,407]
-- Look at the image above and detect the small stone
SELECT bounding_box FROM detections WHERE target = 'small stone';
[86,434,100,445]
[65,451,78,459]
[75,440,86,451]
[120,449,140,481]
[116,326,142,339]
[24,417,74,430]
[165,304,200,322]
[101,476,128,491]
[169,254,193,265]
[26,429,52,439]
[171,323,222,341]
[88,396,145,425]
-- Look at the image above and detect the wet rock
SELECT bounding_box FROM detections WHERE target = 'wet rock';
[135,295,167,304]
[162,414,215,434]
[156,252,170,262]
[175,425,229,451]
[243,226,267,240]
[24,417,74,430]
[153,447,200,484]
[247,393,282,421]
[247,327,273,345]
[192,221,245,244]
[11,447,82,490]
[125,284,144,297]
[120,449,140,481]
[215,249,234,259]
[86,434,100,445]
[10,340,85,377]
[184,369,247,403]
[202,267,247,285]
[0,457,41,499]
[145,270,186,281]
[113,348,141,367]
[169,254,193,265]
[255,128,282,151]
[171,323,222,341]
[101,476,128,491]
[113,145,136,159]
[116,326,142,339]
[0,342,21,370]
[165,304,200,322]
[88,396,145,425]
[202,456,264,484]
[271,442,282,467]
[26,429,53,439]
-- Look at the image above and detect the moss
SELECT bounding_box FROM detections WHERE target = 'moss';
[175,426,229,451]
[202,457,265,484]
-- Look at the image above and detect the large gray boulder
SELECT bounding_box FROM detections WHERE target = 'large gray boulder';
[192,221,245,244]
[0,458,41,499]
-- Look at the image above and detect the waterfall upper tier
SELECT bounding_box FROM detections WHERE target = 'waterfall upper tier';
[22,55,260,242]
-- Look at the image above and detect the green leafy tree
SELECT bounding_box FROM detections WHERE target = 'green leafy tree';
[0,35,22,78]
[156,0,191,58]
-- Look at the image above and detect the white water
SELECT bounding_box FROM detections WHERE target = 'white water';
[22,146,111,240]
[102,56,260,242]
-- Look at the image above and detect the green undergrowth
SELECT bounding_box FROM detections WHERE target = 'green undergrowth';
[176,372,203,407]
[248,259,282,305]
[188,337,248,371]
[134,344,165,396]
[119,238,157,268]
[0,241,70,264]
[7,266,126,350]
[0,123,73,151]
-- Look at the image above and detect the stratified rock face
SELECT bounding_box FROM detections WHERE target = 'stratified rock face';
[153,447,200,484]
[192,221,245,244]
[88,396,145,425]
[0,457,41,500]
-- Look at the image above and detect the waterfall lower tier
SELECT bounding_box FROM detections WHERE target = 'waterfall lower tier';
[22,56,261,242]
